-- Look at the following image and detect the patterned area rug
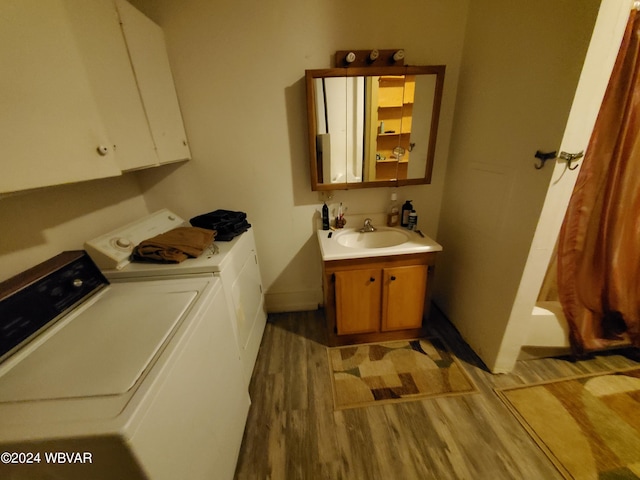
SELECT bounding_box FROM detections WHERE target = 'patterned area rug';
[496,367,640,480]
[327,338,478,410]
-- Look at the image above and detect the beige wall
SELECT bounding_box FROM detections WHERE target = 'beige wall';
[0,175,149,282]
[130,0,468,311]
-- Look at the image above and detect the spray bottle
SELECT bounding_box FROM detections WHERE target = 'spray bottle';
[322,202,330,230]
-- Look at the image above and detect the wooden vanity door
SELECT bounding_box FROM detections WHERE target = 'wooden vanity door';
[334,269,381,335]
[381,265,428,331]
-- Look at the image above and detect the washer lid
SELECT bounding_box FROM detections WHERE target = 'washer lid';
[0,284,197,402]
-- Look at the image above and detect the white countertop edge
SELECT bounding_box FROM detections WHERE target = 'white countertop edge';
[320,245,443,261]
[317,227,443,262]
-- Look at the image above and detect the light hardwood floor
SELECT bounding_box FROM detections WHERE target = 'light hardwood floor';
[234,307,639,480]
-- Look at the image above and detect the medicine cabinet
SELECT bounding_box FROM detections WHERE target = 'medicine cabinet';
[306,65,445,191]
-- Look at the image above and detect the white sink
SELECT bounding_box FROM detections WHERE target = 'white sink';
[317,225,442,261]
[335,228,410,248]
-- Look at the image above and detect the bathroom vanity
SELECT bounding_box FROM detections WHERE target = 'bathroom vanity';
[317,224,442,346]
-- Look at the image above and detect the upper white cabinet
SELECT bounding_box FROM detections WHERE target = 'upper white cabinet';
[0,0,123,193]
[115,0,191,165]
[0,0,190,195]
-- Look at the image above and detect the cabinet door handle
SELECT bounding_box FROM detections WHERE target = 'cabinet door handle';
[390,275,397,281]
[369,277,375,282]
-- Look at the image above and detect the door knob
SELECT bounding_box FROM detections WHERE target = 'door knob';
[96,145,109,156]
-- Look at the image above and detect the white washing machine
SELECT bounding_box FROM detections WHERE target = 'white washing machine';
[84,209,267,389]
[0,251,249,480]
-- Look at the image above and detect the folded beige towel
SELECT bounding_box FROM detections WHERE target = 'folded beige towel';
[132,227,216,263]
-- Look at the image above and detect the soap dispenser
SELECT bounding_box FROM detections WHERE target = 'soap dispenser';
[401,200,413,227]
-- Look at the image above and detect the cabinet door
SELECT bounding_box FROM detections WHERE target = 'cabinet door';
[335,269,381,335]
[0,0,122,194]
[116,0,191,165]
[381,265,428,331]
[67,0,159,172]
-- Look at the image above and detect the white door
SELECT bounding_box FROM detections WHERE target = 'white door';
[434,0,620,372]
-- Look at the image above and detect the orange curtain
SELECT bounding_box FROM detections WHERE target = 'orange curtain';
[557,8,640,354]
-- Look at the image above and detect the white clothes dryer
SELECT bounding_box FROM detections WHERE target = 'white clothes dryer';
[84,209,267,389]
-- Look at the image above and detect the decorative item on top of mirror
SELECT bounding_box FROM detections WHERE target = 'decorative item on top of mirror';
[306,54,445,191]
[335,49,405,67]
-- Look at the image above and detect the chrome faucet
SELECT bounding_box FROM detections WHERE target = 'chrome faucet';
[359,218,376,233]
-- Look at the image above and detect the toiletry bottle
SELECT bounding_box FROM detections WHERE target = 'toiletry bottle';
[408,210,418,230]
[387,193,399,227]
[322,202,330,230]
[401,200,413,227]
[336,202,346,228]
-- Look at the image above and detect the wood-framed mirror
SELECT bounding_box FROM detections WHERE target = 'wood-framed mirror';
[306,65,445,191]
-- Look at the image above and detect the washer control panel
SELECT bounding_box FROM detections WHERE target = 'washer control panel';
[84,209,186,270]
[0,252,108,361]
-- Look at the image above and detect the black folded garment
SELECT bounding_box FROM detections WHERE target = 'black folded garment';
[189,209,251,241]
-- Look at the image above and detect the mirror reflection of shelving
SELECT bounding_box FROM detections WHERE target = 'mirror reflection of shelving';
[306,64,445,190]
[367,75,415,181]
